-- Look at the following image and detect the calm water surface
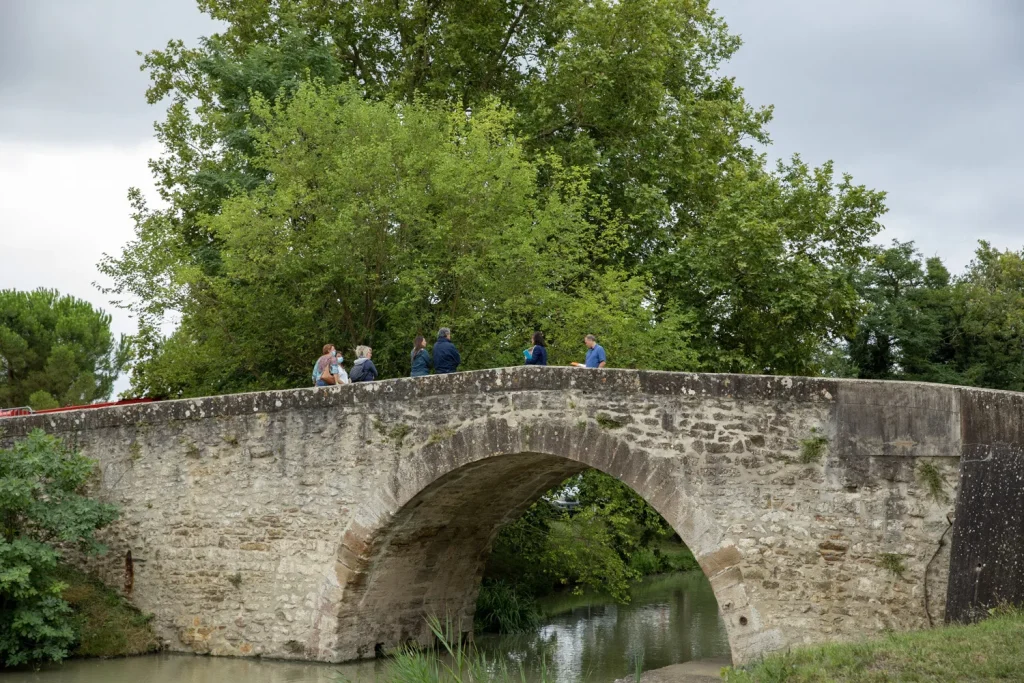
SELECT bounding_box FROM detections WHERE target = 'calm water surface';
[7,572,727,683]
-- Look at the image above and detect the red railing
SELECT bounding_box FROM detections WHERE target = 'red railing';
[0,406,34,418]
[0,398,156,419]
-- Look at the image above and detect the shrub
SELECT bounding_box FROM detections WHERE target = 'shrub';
[58,566,159,658]
[628,548,663,576]
[0,430,118,668]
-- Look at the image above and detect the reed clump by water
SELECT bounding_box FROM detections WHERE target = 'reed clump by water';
[349,615,554,683]
[474,581,540,634]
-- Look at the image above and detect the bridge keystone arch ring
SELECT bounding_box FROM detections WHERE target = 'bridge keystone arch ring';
[2,366,1022,665]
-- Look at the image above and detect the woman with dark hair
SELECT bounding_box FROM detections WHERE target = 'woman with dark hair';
[524,331,548,366]
[410,335,432,377]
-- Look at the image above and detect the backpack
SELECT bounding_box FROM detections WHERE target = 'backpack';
[350,361,367,383]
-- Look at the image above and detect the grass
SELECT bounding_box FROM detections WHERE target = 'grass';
[427,428,457,446]
[799,430,828,464]
[474,581,540,634]
[722,608,1024,682]
[917,461,948,503]
[57,564,161,658]
[631,648,645,682]
[877,553,906,579]
[656,538,700,572]
[595,413,624,429]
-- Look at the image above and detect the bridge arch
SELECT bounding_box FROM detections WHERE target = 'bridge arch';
[332,416,746,663]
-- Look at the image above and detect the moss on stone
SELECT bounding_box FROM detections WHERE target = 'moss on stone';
[427,427,457,445]
[877,552,906,578]
[595,413,624,429]
[799,430,828,463]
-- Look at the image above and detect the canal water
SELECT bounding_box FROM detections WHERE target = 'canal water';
[6,572,728,683]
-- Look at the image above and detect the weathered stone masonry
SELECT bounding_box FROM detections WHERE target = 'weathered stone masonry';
[2,367,1021,665]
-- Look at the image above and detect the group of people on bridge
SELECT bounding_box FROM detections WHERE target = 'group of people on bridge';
[312,329,607,386]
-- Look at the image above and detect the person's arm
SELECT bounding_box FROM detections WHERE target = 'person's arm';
[369,360,379,381]
[453,346,461,367]
[598,347,607,368]
[524,345,538,365]
[426,350,432,369]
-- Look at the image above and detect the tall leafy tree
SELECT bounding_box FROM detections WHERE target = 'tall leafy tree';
[842,241,955,382]
[121,82,694,397]
[102,0,886,391]
[951,242,1024,390]
[0,290,128,410]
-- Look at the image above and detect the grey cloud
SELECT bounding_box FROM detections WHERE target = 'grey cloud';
[1,0,1021,272]
[0,0,217,143]
[714,0,1024,271]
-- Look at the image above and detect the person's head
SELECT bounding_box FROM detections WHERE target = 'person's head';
[438,327,451,340]
[414,335,426,351]
[323,343,335,356]
[532,331,546,347]
[355,345,372,359]
[585,334,597,349]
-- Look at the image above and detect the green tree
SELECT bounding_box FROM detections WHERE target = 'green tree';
[0,290,128,410]
[950,242,1024,391]
[842,242,956,382]
[832,240,1024,392]
[102,0,885,390]
[483,469,681,606]
[115,81,685,397]
[484,495,636,603]
[0,430,118,668]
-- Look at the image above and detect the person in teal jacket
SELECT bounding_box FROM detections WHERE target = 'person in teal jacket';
[524,331,548,365]
[411,335,432,377]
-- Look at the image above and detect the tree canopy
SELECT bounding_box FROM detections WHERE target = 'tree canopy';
[0,289,128,410]
[100,0,887,395]
[831,241,1024,392]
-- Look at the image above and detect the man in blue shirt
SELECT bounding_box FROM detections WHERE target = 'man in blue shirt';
[571,334,607,368]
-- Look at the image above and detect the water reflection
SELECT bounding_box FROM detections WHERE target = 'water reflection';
[477,572,729,682]
[1,653,375,683]
[4,572,727,683]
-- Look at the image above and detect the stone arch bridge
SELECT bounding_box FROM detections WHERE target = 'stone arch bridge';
[3,367,1023,665]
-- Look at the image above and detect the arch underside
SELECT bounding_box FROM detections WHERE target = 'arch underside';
[334,452,592,660]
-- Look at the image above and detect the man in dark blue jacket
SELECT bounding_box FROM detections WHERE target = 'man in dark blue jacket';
[433,327,461,374]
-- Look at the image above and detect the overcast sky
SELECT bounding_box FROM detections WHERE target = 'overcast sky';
[2,0,1022,395]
